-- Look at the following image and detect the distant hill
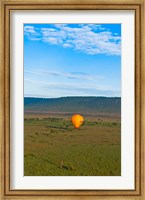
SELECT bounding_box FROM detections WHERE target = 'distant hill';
[24,96,121,115]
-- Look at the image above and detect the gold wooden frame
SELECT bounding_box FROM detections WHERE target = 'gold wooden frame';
[0,0,144,199]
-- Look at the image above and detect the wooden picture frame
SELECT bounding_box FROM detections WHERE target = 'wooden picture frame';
[0,0,144,199]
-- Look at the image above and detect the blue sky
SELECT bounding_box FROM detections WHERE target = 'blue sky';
[24,24,121,98]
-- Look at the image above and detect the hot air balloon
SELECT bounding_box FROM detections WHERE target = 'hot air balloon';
[71,114,84,129]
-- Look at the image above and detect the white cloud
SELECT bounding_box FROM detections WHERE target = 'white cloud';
[24,26,36,33]
[24,25,41,40]
[24,78,119,92]
[25,70,103,81]
[24,24,121,56]
[24,78,120,97]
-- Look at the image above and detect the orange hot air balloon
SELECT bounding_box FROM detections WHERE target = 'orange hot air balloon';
[71,114,84,129]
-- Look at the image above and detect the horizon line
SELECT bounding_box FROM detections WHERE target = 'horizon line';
[24,96,121,99]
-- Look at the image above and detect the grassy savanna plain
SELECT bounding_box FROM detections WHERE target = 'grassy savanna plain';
[24,112,121,176]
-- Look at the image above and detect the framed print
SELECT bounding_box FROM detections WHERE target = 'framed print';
[0,0,145,199]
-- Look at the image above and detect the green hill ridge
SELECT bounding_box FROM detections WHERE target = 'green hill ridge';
[24,96,121,114]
